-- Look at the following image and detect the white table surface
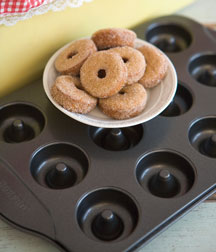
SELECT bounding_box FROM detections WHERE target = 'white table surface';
[1,0,216,251]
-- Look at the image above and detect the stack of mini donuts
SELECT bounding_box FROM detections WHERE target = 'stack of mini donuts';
[51,28,168,120]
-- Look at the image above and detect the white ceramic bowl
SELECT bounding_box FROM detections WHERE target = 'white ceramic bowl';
[43,38,177,128]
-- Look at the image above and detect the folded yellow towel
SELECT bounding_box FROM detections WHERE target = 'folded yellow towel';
[0,0,194,97]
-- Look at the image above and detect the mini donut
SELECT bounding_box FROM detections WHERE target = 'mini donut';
[109,46,146,84]
[51,75,97,114]
[80,51,127,98]
[91,28,137,50]
[55,39,97,75]
[137,44,168,88]
[99,83,147,120]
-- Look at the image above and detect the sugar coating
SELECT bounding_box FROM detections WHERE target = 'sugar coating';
[137,44,168,88]
[80,51,128,98]
[99,83,147,119]
[51,75,97,114]
[92,28,137,50]
[55,39,97,75]
[109,46,146,84]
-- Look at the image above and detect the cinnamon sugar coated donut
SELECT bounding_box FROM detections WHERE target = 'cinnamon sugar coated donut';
[80,51,127,98]
[51,75,97,114]
[99,83,147,120]
[92,28,137,50]
[55,39,97,75]
[137,44,168,88]
[109,46,146,84]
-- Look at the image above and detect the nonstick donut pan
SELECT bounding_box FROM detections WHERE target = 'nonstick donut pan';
[1,15,216,252]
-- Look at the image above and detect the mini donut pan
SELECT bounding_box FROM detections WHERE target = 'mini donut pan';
[1,15,216,252]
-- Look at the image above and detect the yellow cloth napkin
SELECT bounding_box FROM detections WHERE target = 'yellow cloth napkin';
[0,0,194,97]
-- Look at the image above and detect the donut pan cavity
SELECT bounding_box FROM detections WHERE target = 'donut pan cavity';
[1,15,216,252]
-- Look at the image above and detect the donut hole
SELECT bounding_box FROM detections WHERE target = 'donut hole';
[122,57,129,63]
[98,69,106,79]
[67,51,78,59]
